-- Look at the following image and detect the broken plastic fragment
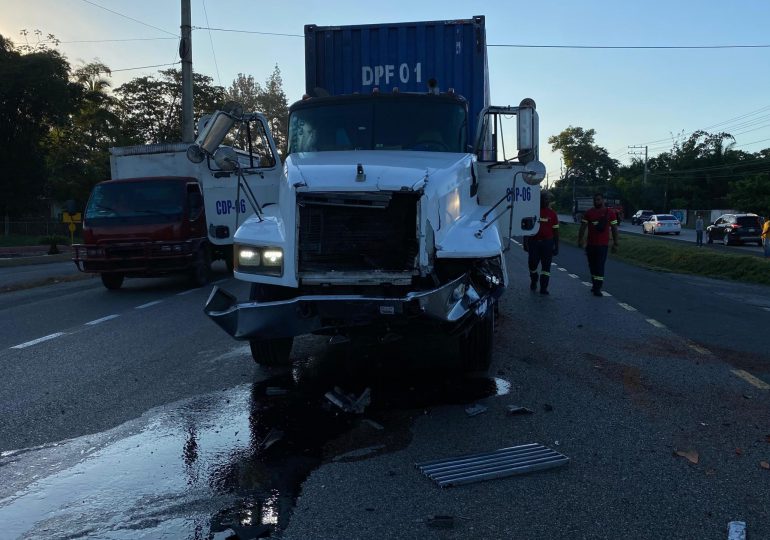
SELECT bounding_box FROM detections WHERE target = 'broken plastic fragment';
[324,386,371,414]
[674,449,699,464]
[465,403,487,417]
[506,405,534,415]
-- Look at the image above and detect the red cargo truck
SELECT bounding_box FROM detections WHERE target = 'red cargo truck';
[73,176,211,290]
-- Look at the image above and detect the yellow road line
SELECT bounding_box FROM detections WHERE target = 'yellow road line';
[731,369,770,390]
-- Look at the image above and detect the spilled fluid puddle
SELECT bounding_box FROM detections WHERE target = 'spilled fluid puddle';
[0,341,510,539]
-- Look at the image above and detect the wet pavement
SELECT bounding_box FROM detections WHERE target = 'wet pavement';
[0,338,510,539]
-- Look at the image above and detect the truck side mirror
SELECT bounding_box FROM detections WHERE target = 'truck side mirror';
[517,99,536,164]
[522,160,546,185]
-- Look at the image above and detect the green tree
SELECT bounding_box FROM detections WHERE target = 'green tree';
[115,69,225,144]
[728,174,770,217]
[0,34,80,222]
[547,126,619,211]
[225,65,289,155]
[45,61,120,206]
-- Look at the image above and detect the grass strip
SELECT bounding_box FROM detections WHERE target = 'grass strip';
[558,222,770,286]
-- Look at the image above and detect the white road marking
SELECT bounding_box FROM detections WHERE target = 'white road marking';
[135,300,163,310]
[687,342,711,355]
[601,291,612,297]
[731,369,770,390]
[646,318,666,329]
[557,267,567,272]
[618,303,636,311]
[727,521,746,540]
[568,274,579,279]
[176,289,197,296]
[764,307,770,312]
[11,332,67,349]
[581,281,592,287]
[85,314,120,326]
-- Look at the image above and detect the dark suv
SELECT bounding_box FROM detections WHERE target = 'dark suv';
[706,213,763,246]
[631,210,654,225]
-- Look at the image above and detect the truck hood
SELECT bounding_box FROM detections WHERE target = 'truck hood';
[287,150,468,191]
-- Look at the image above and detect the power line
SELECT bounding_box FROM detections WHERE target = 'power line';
[191,26,302,38]
[79,0,178,37]
[488,43,770,49]
[201,0,221,86]
[110,61,180,73]
[633,105,770,146]
[58,37,177,44]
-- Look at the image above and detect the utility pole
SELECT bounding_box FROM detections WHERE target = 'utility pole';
[180,0,194,142]
[628,145,648,185]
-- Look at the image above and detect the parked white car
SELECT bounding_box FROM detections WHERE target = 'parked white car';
[642,214,681,235]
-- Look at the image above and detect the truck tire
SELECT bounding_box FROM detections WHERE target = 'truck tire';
[101,273,124,290]
[248,283,294,367]
[459,305,495,373]
[190,245,211,287]
[250,338,294,367]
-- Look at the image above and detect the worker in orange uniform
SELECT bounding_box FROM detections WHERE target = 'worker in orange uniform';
[524,191,560,295]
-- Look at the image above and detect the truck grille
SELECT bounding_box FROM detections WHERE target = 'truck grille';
[297,192,419,273]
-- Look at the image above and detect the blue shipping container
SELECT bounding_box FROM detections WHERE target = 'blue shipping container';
[304,16,490,144]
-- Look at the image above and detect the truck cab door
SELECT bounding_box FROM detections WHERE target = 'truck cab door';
[198,112,283,247]
[473,104,544,244]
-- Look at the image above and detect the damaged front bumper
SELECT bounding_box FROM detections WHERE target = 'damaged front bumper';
[204,274,495,340]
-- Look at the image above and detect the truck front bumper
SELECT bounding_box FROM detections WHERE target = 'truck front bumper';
[72,242,197,275]
[204,274,492,340]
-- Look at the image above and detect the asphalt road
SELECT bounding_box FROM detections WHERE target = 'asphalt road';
[1,250,769,539]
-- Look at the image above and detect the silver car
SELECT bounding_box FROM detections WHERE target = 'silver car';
[643,214,681,235]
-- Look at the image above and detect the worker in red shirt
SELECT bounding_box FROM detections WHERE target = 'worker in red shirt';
[523,191,559,295]
[578,193,619,296]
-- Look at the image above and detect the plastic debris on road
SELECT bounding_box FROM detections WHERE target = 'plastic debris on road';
[506,405,534,415]
[464,403,488,417]
[324,386,371,414]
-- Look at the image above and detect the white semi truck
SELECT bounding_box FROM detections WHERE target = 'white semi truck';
[196,16,546,371]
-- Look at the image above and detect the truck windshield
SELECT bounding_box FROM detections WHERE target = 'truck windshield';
[85,182,183,221]
[288,97,467,153]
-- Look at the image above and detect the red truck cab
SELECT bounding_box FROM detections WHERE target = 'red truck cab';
[73,177,211,290]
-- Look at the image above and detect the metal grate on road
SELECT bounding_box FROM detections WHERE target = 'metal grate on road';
[416,443,569,488]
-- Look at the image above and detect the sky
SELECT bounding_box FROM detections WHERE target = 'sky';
[2,0,769,183]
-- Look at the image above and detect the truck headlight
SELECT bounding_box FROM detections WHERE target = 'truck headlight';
[236,245,283,276]
[262,250,283,266]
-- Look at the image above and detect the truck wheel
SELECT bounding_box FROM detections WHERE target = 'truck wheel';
[101,273,124,290]
[249,338,294,367]
[190,245,211,287]
[248,283,294,367]
[459,305,495,373]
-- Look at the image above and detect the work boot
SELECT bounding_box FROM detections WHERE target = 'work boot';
[539,273,550,295]
[592,279,603,297]
[529,272,538,291]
